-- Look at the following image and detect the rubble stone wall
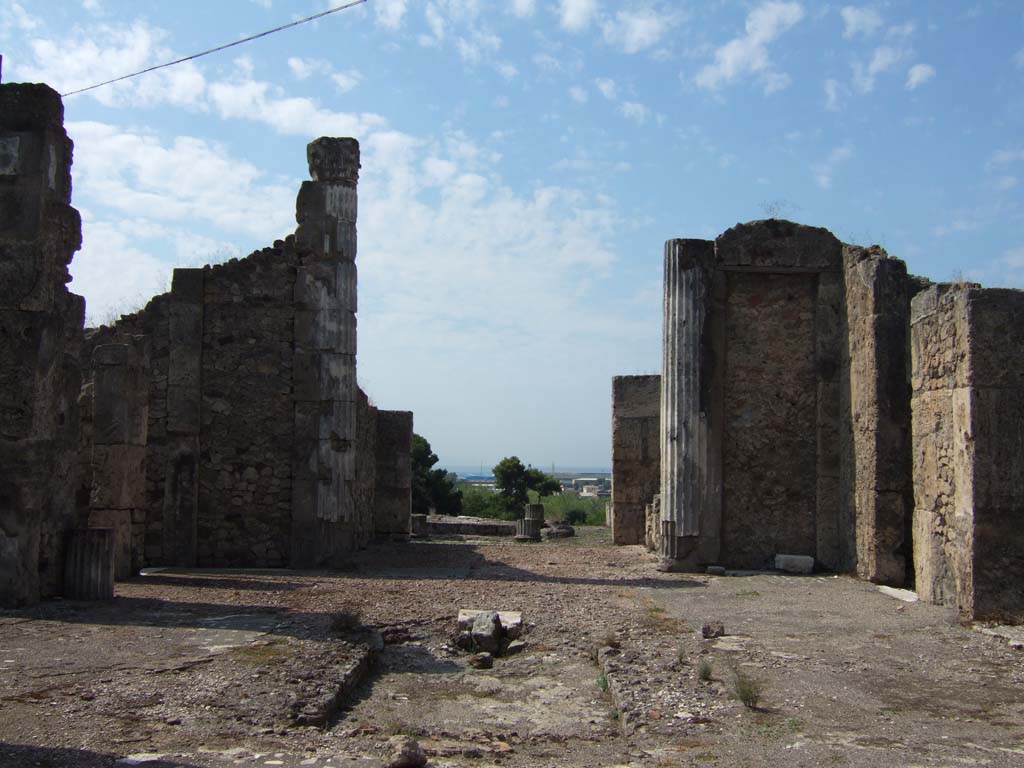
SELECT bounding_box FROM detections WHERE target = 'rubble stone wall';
[911,285,1024,622]
[78,138,412,568]
[0,83,85,606]
[199,249,299,566]
[611,375,660,545]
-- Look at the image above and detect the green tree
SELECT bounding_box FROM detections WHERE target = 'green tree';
[493,456,562,515]
[411,434,462,516]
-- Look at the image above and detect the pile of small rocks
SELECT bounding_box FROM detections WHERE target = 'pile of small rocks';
[452,609,526,669]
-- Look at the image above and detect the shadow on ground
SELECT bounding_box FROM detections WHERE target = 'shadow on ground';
[0,742,202,768]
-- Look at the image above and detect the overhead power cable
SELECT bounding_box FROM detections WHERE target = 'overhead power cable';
[61,0,368,98]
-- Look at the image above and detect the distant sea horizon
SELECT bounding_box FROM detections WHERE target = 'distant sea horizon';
[440,463,611,477]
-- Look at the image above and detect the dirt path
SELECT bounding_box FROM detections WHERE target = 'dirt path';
[2,528,1022,767]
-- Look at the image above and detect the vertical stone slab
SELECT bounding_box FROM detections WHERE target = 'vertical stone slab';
[89,340,148,580]
[292,138,361,566]
[374,410,413,537]
[660,238,717,570]
[959,288,1024,621]
[816,271,845,571]
[910,284,1024,622]
[910,285,966,607]
[842,246,914,584]
[611,375,661,545]
[163,268,203,567]
[0,83,84,606]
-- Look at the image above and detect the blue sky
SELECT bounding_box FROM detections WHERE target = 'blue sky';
[2,1,1022,469]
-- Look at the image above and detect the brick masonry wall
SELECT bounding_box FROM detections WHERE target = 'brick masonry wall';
[611,375,660,545]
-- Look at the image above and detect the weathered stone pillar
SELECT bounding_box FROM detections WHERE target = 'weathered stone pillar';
[659,239,718,570]
[842,245,913,584]
[374,410,413,539]
[163,268,203,566]
[292,138,360,565]
[88,339,148,580]
[0,83,84,606]
[515,503,544,542]
[611,375,660,545]
[911,284,1024,622]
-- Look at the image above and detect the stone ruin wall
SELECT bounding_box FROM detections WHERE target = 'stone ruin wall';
[655,222,852,572]
[628,217,1023,619]
[75,139,414,573]
[0,83,85,606]
[610,375,660,545]
[374,410,414,538]
[636,221,923,585]
[911,285,1024,622]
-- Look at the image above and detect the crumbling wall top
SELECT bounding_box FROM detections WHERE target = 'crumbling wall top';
[307,137,360,185]
[716,218,842,271]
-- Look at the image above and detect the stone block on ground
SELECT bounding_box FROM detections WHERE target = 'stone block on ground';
[457,609,523,639]
[775,553,815,574]
[470,610,502,653]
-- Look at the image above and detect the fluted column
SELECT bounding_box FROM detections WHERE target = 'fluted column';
[660,239,716,565]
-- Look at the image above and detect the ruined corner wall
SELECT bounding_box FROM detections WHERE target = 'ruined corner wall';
[610,375,660,545]
[80,137,404,569]
[374,410,413,537]
[841,246,916,585]
[0,83,85,606]
[911,285,1024,622]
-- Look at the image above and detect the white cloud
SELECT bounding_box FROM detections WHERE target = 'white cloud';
[986,147,1024,171]
[852,44,906,93]
[840,6,883,38]
[559,0,599,33]
[511,0,536,18]
[620,101,650,125]
[496,62,518,80]
[455,29,501,64]
[0,1,38,34]
[811,143,853,189]
[594,77,617,100]
[824,77,843,110]
[332,69,363,93]
[569,85,588,103]
[66,121,294,238]
[287,57,331,80]
[602,8,676,54]
[375,0,408,29]
[694,2,804,95]
[16,20,208,108]
[82,0,102,10]
[207,75,386,137]
[905,63,935,90]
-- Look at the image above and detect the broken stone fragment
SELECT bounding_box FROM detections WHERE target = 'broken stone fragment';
[457,609,523,640]
[701,621,725,639]
[468,652,494,669]
[384,736,427,768]
[454,631,474,651]
[774,553,815,574]
[505,640,526,655]
[470,611,502,653]
[544,523,575,538]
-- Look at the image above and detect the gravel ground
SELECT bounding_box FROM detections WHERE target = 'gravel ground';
[1,527,1022,768]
